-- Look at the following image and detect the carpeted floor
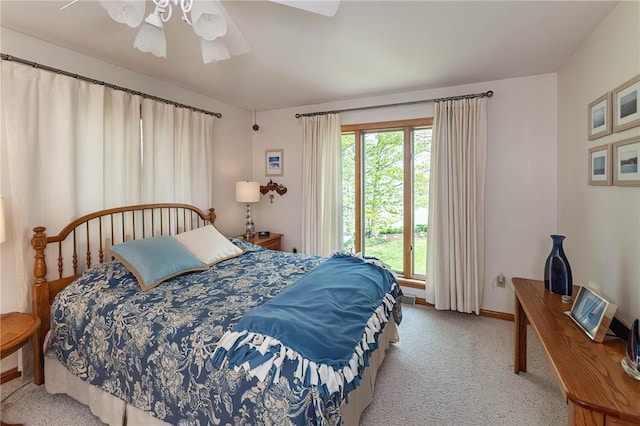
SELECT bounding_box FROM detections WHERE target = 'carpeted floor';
[1,304,565,425]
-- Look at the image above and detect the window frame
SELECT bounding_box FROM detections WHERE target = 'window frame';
[342,117,432,289]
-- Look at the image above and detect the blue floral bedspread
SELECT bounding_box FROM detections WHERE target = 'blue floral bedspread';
[46,240,400,425]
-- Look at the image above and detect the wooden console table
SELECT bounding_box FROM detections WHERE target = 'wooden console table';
[513,277,640,426]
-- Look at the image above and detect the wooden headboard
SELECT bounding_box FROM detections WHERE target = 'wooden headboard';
[31,203,216,384]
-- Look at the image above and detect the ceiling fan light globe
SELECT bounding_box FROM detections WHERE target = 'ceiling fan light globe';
[99,0,146,28]
[193,13,228,41]
[134,23,167,58]
[201,38,230,63]
[144,10,164,29]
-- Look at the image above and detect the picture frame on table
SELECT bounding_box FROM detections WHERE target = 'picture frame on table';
[567,286,617,343]
[588,92,612,140]
[613,136,640,186]
[265,149,284,177]
[613,74,640,133]
[588,143,612,186]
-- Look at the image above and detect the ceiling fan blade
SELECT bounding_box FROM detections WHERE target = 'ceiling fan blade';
[269,0,340,17]
[60,0,80,10]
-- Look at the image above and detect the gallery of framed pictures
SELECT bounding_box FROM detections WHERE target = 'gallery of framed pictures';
[590,137,640,187]
[588,74,639,187]
[588,74,639,140]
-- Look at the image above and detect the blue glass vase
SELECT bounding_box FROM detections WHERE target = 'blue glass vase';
[544,235,573,303]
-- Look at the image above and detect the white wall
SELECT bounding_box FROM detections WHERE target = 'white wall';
[0,28,253,372]
[557,1,640,324]
[252,73,558,314]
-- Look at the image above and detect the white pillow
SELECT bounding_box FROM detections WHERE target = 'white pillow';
[174,225,244,266]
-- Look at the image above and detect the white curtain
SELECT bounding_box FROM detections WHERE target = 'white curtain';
[301,114,343,256]
[141,99,214,206]
[1,61,142,314]
[426,97,488,314]
[1,60,215,376]
[103,89,144,207]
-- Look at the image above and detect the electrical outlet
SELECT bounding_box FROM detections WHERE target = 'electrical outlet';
[497,273,506,288]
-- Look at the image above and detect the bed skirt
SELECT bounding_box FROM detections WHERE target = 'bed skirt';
[44,316,399,425]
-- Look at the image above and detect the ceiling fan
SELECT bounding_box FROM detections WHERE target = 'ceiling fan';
[60,0,340,63]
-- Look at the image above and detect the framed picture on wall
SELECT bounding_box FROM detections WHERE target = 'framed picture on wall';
[265,149,284,177]
[588,144,612,186]
[613,74,640,132]
[588,93,612,140]
[613,136,640,186]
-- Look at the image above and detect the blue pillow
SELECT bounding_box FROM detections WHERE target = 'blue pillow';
[107,236,207,291]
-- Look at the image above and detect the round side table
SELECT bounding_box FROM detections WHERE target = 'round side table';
[0,312,41,426]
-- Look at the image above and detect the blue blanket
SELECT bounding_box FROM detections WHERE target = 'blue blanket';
[212,253,400,400]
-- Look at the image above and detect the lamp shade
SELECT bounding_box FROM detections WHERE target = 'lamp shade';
[191,0,228,41]
[99,0,146,28]
[0,196,6,244]
[235,181,260,203]
[201,38,230,63]
[134,13,166,58]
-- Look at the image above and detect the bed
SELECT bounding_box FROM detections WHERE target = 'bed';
[30,203,401,425]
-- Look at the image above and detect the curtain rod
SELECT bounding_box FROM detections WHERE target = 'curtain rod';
[294,90,493,118]
[1,54,222,119]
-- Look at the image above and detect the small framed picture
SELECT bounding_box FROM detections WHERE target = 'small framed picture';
[588,144,611,186]
[613,136,640,186]
[265,149,284,177]
[568,286,617,343]
[613,74,640,132]
[588,92,612,140]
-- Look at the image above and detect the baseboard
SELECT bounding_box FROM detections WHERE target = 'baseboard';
[480,309,514,321]
[415,297,430,306]
[411,298,514,321]
[1,367,21,384]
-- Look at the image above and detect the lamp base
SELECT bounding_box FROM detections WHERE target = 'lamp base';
[244,204,256,238]
[621,356,640,381]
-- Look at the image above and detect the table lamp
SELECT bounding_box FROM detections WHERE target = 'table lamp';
[235,181,260,238]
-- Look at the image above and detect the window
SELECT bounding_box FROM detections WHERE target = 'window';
[342,118,432,284]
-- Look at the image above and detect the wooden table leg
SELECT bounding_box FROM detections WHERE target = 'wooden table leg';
[568,400,604,426]
[33,326,42,385]
[514,290,527,373]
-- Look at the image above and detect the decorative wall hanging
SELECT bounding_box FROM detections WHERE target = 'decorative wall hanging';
[260,180,287,203]
[613,74,640,132]
[613,136,640,186]
[265,149,284,177]
[588,92,612,140]
[588,143,612,186]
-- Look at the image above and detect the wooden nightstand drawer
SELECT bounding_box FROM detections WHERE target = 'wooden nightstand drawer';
[238,233,283,251]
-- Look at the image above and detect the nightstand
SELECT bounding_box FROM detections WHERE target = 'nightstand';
[1,312,41,426]
[239,233,283,251]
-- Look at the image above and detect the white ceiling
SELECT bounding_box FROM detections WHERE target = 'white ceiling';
[0,0,617,112]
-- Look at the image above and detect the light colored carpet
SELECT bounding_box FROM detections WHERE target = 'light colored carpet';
[1,304,565,425]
